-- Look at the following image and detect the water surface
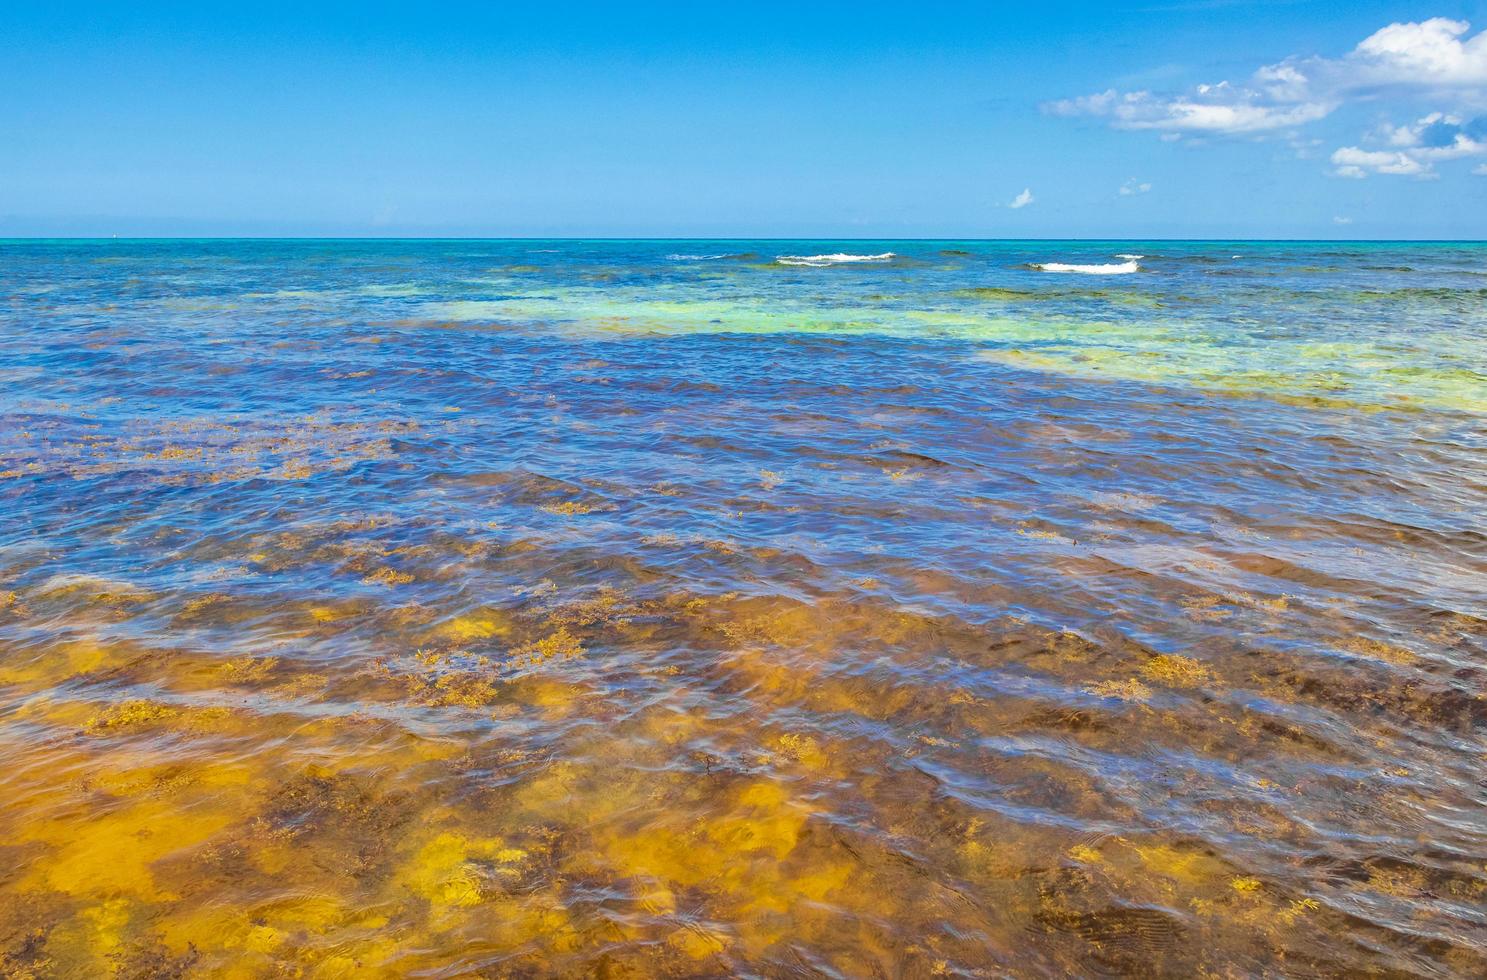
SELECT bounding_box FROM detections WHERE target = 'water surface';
[0,240,1484,977]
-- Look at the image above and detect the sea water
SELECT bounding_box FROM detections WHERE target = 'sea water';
[0,239,1483,975]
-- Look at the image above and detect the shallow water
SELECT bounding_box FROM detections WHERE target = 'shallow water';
[0,239,1484,977]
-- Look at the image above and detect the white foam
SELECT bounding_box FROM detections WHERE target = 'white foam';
[1033,259,1139,275]
[666,253,730,261]
[1115,253,1145,260]
[775,252,895,267]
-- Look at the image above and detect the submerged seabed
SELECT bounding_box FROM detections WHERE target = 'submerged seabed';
[0,239,1484,977]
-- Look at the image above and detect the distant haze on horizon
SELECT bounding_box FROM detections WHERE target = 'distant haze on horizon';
[4,2,1485,239]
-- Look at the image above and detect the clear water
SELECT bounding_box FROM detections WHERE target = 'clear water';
[0,240,1484,976]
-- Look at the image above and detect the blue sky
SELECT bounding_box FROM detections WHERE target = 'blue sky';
[2,1,1483,237]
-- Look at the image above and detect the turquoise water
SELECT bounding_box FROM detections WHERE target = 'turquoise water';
[0,240,1484,976]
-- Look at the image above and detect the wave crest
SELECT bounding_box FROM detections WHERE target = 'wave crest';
[1033,260,1140,275]
[776,252,896,267]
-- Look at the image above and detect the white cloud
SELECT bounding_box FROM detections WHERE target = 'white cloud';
[1332,215,1353,224]
[1330,112,1487,177]
[1119,178,1152,195]
[1331,146,1431,178]
[1475,163,1487,175]
[1045,17,1487,142]
[1348,18,1487,88]
[1009,188,1034,209]
[1044,86,1333,134]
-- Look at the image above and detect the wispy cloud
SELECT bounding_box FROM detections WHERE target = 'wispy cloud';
[1046,85,1332,134]
[1009,188,1034,209]
[1046,17,1487,177]
[1332,215,1353,224]
[1119,178,1153,195]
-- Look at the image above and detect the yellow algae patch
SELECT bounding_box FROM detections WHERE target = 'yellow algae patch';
[669,924,731,959]
[1068,844,1104,865]
[249,894,354,935]
[598,779,810,894]
[778,857,854,905]
[79,898,133,954]
[515,676,590,713]
[343,728,468,771]
[1179,594,1233,621]
[89,758,253,799]
[1084,678,1152,702]
[153,446,202,461]
[1340,636,1417,666]
[153,905,288,963]
[243,923,287,954]
[1140,654,1212,688]
[707,781,806,860]
[268,673,328,700]
[1129,841,1231,889]
[361,567,414,586]
[398,832,525,910]
[714,647,863,716]
[438,610,512,643]
[180,592,228,615]
[771,732,829,769]
[469,890,582,958]
[218,656,278,683]
[84,699,180,734]
[33,574,153,606]
[635,884,677,915]
[0,640,113,687]
[427,671,500,708]
[960,835,1041,880]
[62,642,110,676]
[37,896,136,974]
[540,500,597,516]
[548,589,634,629]
[509,626,584,665]
[601,823,720,890]
[22,799,234,899]
[715,605,822,648]
[309,938,405,979]
[1231,876,1263,893]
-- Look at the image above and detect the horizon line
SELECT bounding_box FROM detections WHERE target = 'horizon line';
[3,236,1485,244]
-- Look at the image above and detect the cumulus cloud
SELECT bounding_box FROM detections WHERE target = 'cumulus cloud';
[1045,17,1487,150]
[1330,111,1487,177]
[1119,178,1152,195]
[1009,188,1034,209]
[1347,18,1487,88]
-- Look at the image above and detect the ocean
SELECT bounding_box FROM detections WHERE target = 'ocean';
[0,239,1483,975]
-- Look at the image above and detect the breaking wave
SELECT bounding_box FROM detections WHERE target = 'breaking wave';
[776,252,896,267]
[1033,259,1140,275]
